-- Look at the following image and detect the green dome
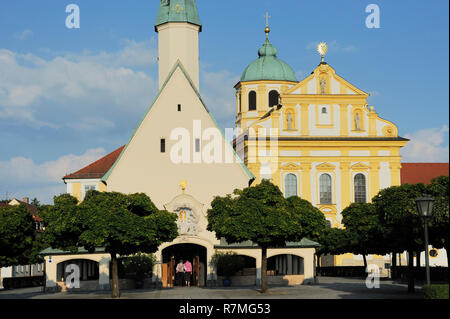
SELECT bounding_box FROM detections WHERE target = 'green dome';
[241,38,297,82]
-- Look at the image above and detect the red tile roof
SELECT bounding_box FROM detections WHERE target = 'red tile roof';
[63,145,125,180]
[401,163,449,185]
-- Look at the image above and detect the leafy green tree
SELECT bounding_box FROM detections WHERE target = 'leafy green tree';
[341,203,388,268]
[42,191,178,298]
[40,195,82,253]
[0,205,38,267]
[372,183,427,293]
[286,196,326,243]
[31,198,41,207]
[207,180,319,293]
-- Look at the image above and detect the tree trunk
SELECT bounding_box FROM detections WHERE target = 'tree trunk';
[407,250,415,293]
[111,253,120,298]
[261,246,268,293]
[363,254,368,269]
[391,253,397,279]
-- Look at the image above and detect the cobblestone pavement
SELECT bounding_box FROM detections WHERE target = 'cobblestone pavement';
[0,277,425,299]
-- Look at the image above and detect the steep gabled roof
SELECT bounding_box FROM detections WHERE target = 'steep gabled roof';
[63,145,125,180]
[101,60,254,183]
[401,163,449,185]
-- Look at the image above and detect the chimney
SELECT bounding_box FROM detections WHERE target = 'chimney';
[22,197,29,204]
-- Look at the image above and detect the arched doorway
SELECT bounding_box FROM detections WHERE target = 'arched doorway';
[267,254,305,286]
[162,244,207,287]
[267,254,304,276]
[56,259,99,290]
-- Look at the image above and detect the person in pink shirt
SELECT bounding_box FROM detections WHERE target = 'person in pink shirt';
[184,260,192,287]
[176,260,184,287]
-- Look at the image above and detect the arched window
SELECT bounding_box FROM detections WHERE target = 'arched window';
[269,90,279,107]
[248,91,257,111]
[285,174,298,198]
[354,174,367,203]
[319,174,332,204]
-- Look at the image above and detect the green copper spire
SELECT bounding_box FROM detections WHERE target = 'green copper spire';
[155,0,202,31]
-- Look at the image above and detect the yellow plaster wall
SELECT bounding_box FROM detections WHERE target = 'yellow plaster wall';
[72,183,81,202]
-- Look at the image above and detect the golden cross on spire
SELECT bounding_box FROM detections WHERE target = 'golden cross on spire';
[264,12,271,27]
[264,12,271,38]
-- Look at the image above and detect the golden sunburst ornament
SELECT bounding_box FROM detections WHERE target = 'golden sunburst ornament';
[317,42,328,62]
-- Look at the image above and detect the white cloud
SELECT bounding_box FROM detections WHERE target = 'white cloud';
[0,148,106,183]
[0,40,158,128]
[400,125,449,162]
[0,148,106,204]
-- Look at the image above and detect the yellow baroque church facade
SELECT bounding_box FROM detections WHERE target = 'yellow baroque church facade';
[233,27,408,267]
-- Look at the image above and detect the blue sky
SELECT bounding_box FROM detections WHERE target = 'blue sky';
[0,0,448,204]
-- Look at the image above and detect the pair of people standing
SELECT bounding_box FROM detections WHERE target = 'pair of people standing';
[175,259,192,287]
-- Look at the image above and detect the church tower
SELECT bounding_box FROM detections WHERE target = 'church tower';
[235,24,298,132]
[155,0,202,90]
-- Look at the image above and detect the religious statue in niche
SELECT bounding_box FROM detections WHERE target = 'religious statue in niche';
[320,77,327,94]
[355,112,361,131]
[287,112,294,130]
[175,207,198,235]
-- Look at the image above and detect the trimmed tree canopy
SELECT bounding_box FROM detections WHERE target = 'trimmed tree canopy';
[42,191,178,298]
[207,180,325,292]
[207,180,323,248]
[0,204,38,268]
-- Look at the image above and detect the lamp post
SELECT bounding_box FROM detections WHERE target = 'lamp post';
[415,195,435,286]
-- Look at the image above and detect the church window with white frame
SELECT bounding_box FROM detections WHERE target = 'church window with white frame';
[284,173,298,198]
[354,173,367,203]
[319,173,332,204]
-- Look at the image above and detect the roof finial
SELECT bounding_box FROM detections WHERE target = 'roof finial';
[264,12,271,39]
[317,42,328,63]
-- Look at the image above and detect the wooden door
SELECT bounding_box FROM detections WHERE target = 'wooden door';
[162,263,168,288]
[169,256,175,288]
[193,255,200,287]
